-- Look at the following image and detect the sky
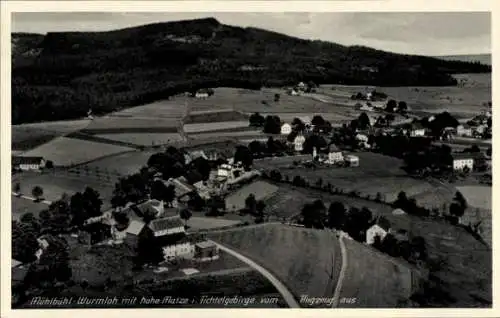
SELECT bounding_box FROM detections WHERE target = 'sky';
[11,12,491,56]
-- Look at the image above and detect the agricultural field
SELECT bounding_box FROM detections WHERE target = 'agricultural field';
[455,185,491,210]
[95,133,185,146]
[108,98,187,119]
[208,223,343,306]
[11,197,48,221]
[183,121,251,133]
[255,153,454,208]
[378,73,491,118]
[186,216,242,231]
[82,117,179,134]
[12,119,92,151]
[12,171,115,210]
[258,111,354,124]
[77,150,158,176]
[183,109,247,124]
[187,131,265,142]
[20,136,136,167]
[225,181,279,211]
[386,215,491,307]
[339,239,415,308]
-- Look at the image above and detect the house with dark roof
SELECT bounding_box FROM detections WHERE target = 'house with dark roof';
[451,153,475,171]
[410,122,427,137]
[366,216,391,245]
[12,156,46,171]
[165,177,195,202]
[148,216,185,237]
[327,144,343,163]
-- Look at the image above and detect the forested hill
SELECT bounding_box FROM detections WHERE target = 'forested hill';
[435,54,492,66]
[12,17,491,124]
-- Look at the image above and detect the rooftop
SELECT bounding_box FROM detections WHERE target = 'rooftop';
[148,216,184,233]
[195,241,216,249]
[12,156,44,165]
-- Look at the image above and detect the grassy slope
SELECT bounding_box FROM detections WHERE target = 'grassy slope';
[208,224,342,307]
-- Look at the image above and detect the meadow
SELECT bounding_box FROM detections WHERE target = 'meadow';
[95,133,185,146]
[20,136,136,167]
[208,223,342,307]
[82,117,180,134]
[78,150,158,176]
[13,171,115,210]
[12,119,92,151]
[186,216,242,231]
[339,238,415,308]
[108,98,187,119]
[225,181,279,212]
[11,196,48,221]
[183,121,251,133]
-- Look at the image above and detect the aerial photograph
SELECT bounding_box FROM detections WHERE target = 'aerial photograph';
[10,11,492,309]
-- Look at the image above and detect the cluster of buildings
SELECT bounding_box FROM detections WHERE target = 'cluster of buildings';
[87,199,219,263]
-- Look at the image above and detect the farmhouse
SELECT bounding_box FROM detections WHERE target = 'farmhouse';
[12,156,46,171]
[194,241,220,262]
[110,219,146,246]
[166,177,195,202]
[457,124,473,137]
[366,216,391,245]
[327,144,343,164]
[281,123,292,135]
[194,89,210,99]
[294,134,306,152]
[193,181,212,200]
[162,236,195,261]
[344,154,360,167]
[149,216,186,237]
[410,123,426,137]
[452,153,474,171]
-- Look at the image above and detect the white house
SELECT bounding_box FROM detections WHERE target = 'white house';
[410,123,426,137]
[163,241,195,261]
[452,154,474,171]
[281,123,292,135]
[194,241,220,262]
[360,104,374,112]
[355,133,369,143]
[12,156,46,171]
[457,124,473,137]
[344,154,359,167]
[327,144,343,164]
[366,216,391,245]
[294,134,306,152]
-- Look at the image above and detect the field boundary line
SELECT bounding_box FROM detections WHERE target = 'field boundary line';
[331,233,348,308]
[207,239,300,308]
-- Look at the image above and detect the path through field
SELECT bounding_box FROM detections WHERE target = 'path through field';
[331,232,348,308]
[207,239,300,308]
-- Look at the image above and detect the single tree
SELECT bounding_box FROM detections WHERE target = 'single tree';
[12,221,40,263]
[328,201,346,229]
[13,182,21,195]
[245,194,257,214]
[274,93,281,102]
[386,99,398,112]
[32,186,44,202]
[45,160,54,169]
[179,209,192,227]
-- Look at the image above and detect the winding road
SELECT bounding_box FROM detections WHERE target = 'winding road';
[207,239,300,308]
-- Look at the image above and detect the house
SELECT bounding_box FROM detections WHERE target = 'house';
[410,123,426,137]
[195,89,210,99]
[392,208,406,215]
[360,104,374,112]
[12,156,46,171]
[344,154,359,167]
[452,153,474,171]
[193,181,212,200]
[288,88,300,96]
[327,144,343,164]
[166,177,195,202]
[194,241,220,262]
[299,116,312,127]
[294,134,306,152]
[163,239,195,261]
[457,124,473,137]
[148,216,186,237]
[281,123,292,135]
[473,124,488,135]
[366,216,391,245]
[187,150,208,162]
[355,133,369,143]
[297,82,306,91]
